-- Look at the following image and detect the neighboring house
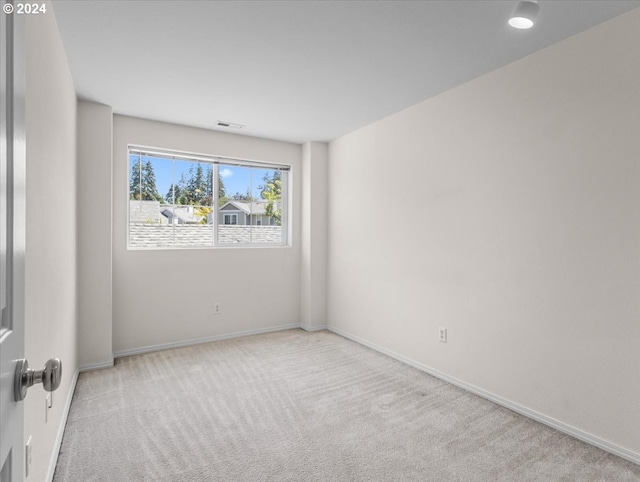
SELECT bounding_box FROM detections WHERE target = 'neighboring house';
[129,200,166,224]
[129,200,202,225]
[214,201,278,226]
[160,205,203,224]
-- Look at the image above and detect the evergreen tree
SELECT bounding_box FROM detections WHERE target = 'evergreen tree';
[186,163,207,206]
[202,165,214,206]
[260,171,282,224]
[165,174,189,205]
[200,165,228,207]
[232,188,256,202]
[218,171,227,204]
[130,158,162,202]
[176,174,189,205]
[165,183,181,205]
[129,157,143,200]
[163,162,230,208]
[142,161,163,202]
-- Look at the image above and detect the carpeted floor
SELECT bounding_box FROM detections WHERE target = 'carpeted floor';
[54,329,640,481]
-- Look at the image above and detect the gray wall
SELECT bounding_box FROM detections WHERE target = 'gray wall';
[300,141,328,331]
[25,3,79,480]
[77,101,113,369]
[25,3,640,474]
[328,9,640,457]
[112,116,302,354]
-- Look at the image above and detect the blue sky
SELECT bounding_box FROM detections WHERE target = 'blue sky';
[130,154,275,201]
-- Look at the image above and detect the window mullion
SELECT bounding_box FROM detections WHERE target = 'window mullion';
[213,163,219,246]
[138,153,142,203]
[249,167,253,244]
[281,169,289,246]
[171,157,176,248]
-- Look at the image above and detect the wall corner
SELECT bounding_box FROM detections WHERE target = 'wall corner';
[300,141,328,330]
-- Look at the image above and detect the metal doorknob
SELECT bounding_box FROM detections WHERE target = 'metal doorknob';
[14,358,62,402]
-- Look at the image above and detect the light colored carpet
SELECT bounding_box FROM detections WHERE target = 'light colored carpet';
[54,329,640,481]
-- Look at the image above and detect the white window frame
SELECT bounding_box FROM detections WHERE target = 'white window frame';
[223,214,238,225]
[127,145,291,249]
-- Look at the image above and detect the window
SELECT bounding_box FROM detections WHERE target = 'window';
[223,214,237,225]
[128,146,289,248]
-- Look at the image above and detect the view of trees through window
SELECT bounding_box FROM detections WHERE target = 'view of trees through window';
[128,148,288,248]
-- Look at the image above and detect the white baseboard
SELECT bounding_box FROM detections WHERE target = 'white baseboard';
[47,368,79,482]
[300,323,328,332]
[79,358,114,372]
[113,323,301,358]
[327,325,640,467]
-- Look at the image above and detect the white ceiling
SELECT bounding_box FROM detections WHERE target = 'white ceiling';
[53,0,640,144]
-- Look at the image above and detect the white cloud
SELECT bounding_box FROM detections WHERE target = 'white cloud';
[220,168,233,178]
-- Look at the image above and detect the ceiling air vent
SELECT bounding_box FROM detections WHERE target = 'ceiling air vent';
[216,121,245,129]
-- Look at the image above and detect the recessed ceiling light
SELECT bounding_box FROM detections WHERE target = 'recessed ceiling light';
[216,121,245,129]
[509,1,540,30]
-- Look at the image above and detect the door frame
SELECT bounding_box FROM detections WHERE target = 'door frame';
[0,3,27,481]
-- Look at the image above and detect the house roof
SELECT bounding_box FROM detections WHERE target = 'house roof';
[129,200,162,224]
[221,201,270,216]
[160,207,202,224]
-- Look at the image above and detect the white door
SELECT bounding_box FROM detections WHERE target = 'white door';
[0,5,26,482]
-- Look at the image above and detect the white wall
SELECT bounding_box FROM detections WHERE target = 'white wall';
[112,116,302,354]
[328,8,640,458]
[77,102,113,369]
[25,2,78,480]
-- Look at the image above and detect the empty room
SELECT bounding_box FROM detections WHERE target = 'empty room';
[2,0,640,481]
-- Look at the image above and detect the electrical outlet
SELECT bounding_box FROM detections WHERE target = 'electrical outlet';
[214,303,221,314]
[26,436,32,477]
[439,327,447,343]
